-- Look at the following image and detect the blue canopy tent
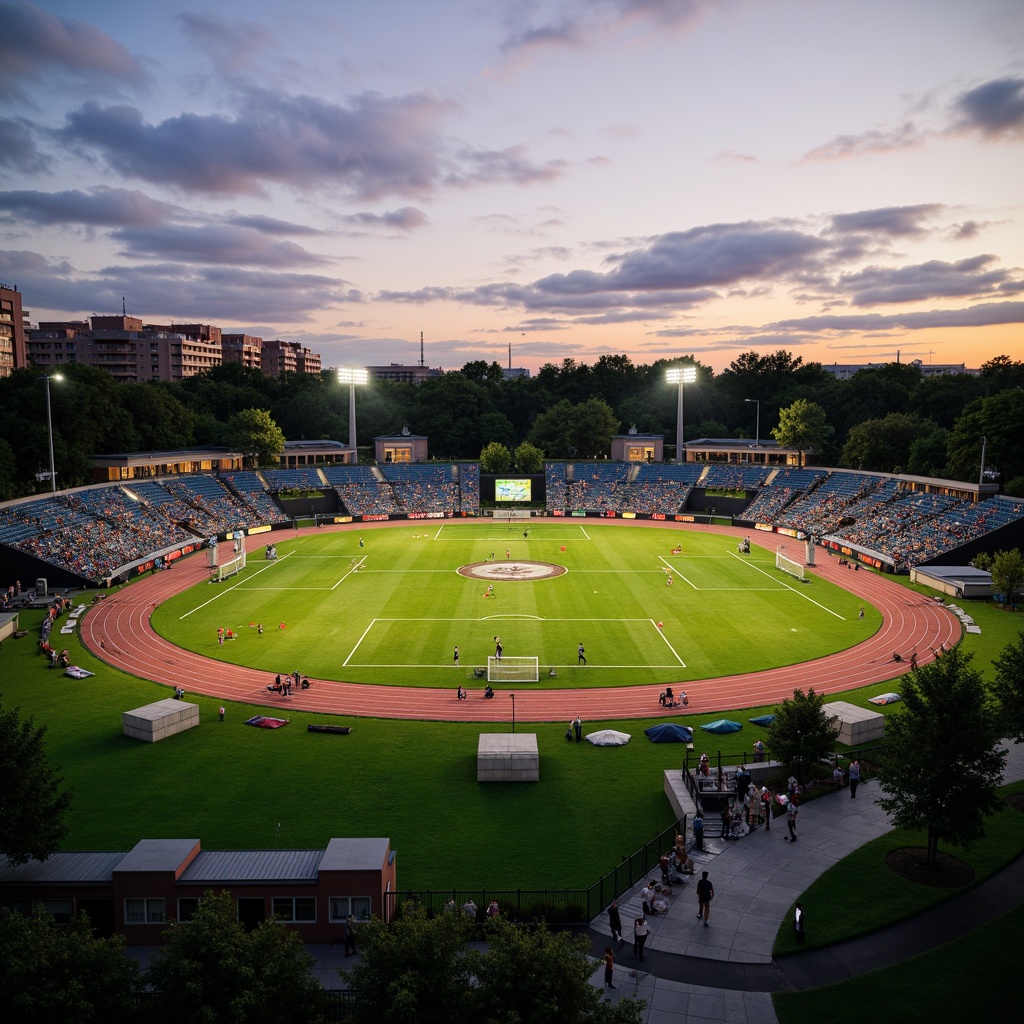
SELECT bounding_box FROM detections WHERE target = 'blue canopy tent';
[748,714,776,726]
[700,719,742,734]
[644,723,693,743]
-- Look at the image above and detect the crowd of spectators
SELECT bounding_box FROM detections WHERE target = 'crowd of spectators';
[220,472,291,524]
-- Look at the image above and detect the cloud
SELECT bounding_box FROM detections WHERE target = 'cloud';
[177,12,276,74]
[837,256,1023,306]
[0,248,355,324]
[798,122,922,162]
[0,117,47,173]
[224,213,325,236]
[0,186,184,227]
[58,88,565,200]
[829,204,943,238]
[337,207,430,232]
[110,224,333,268]
[0,2,147,101]
[767,300,1024,334]
[952,77,1024,140]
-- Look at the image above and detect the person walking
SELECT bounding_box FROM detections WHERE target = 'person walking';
[786,799,799,842]
[849,759,861,799]
[761,787,772,831]
[793,903,805,944]
[607,899,623,943]
[604,946,617,989]
[453,645,460,667]
[577,642,587,665]
[573,715,583,742]
[696,870,714,927]
[633,914,649,961]
[344,914,357,956]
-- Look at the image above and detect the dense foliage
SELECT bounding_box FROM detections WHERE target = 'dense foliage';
[767,687,841,783]
[877,647,1007,866]
[2,352,1023,498]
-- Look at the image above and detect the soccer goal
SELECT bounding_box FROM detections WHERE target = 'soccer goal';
[775,547,806,581]
[487,656,539,682]
[214,547,247,582]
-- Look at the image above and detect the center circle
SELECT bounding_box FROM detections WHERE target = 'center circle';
[457,560,567,581]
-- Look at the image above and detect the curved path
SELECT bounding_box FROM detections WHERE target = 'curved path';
[81,521,959,722]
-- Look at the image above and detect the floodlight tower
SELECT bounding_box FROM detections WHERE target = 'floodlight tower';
[665,366,697,464]
[337,367,369,463]
[41,373,64,492]
[744,398,760,449]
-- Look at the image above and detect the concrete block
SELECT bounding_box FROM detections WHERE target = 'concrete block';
[123,698,199,743]
[477,733,538,782]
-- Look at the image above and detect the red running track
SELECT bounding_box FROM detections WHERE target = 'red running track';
[81,522,960,722]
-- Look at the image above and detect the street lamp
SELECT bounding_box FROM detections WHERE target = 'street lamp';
[41,373,63,493]
[510,693,515,733]
[665,366,697,464]
[337,367,369,464]
[979,435,987,488]
[744,398,760,450]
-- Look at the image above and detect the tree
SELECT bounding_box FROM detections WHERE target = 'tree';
[989,548,1024,608]
[147,889,323,1024]
[226,407,286,466]
[992,631,1024,743]
[767,688,840,783]
[0,698,73,866]
[514,440,545,473]
[0,906,141,1024]
[839,413,936,473]
[480,441,512,474]
[342,905,478,1024]
[772,399,833,467]
[945,389,1024,484]
[343,906,643,1024]
[877,647,1006,866]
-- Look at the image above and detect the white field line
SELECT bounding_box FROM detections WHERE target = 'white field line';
[331,556,367,590]
[433,523,445,540]
[652,619,686,666]
[730,551,845,620]
[179,553,289,619]
[579,525,591,540]
[344,619,377,666]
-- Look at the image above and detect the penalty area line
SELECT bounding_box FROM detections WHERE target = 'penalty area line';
[179,553,289,619]
[731,551,845,620]
[344,619,377,666]
[652,619,686,666]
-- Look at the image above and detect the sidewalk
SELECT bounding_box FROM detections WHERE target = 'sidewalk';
[585,738,1024,1022]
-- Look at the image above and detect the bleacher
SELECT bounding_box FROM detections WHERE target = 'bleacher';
[696,465,768,491]
[220,472,289,524]
[261,468,325,492]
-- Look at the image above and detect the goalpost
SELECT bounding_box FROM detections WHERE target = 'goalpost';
[487,656,539,682]
[775,546,806,582]
[213,530,247,582]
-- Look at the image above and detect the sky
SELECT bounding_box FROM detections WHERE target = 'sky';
[1,0,1022,376]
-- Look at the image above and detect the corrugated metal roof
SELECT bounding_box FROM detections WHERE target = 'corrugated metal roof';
[0,851,125,885]
[115,839,200,873]
[179,849,323,883]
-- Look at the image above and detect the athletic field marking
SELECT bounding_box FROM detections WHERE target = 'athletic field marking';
[344,619,377,666]
[731,551,845,620]
[343,662,688,670]
[433,523,445,541]
[651,618,686,666]
[579,525,591,540]
[178,554,288,619]
[659,555,698,589]
[331,556,366,590]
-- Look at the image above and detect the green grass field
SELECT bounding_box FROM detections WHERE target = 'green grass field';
[153,523,875,687]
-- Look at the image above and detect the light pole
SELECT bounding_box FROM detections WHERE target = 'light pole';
[665,366,697,464]
[337,367,369,463]
[744,398,760,450]
[979,435,987,488]
[510,693,515,733]
[41,373,63,493]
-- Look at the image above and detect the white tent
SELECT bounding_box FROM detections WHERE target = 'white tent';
[586,729,631,746]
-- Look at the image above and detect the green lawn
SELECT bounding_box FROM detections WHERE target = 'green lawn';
[774,903,1022,1023]
[152,523,874,687]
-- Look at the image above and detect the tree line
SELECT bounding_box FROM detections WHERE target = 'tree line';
[2,351,1023,500]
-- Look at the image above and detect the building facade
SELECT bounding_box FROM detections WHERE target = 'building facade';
[0,284,28,377]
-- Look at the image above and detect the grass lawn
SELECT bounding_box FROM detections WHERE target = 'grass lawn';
[774,779,1024,955]
[773,903,1022,1023]
[151,523,874,687]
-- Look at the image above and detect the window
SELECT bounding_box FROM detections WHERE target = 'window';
[41,899,74,924]
[271,897,316,923]
[124,898,165,924]
[177,897,201,923]
[329,896,371,923]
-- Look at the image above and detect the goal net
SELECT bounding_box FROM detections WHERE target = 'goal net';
[215,547,246,582]
[487,656,539,682]
[775,547,805,581]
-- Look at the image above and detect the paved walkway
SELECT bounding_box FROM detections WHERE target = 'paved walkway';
[580,738,1024,1022]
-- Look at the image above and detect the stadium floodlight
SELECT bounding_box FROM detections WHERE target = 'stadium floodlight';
[41,373,64,493]
[665,366,697,464]
[337,367,369,464]
[744,398,760,449]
